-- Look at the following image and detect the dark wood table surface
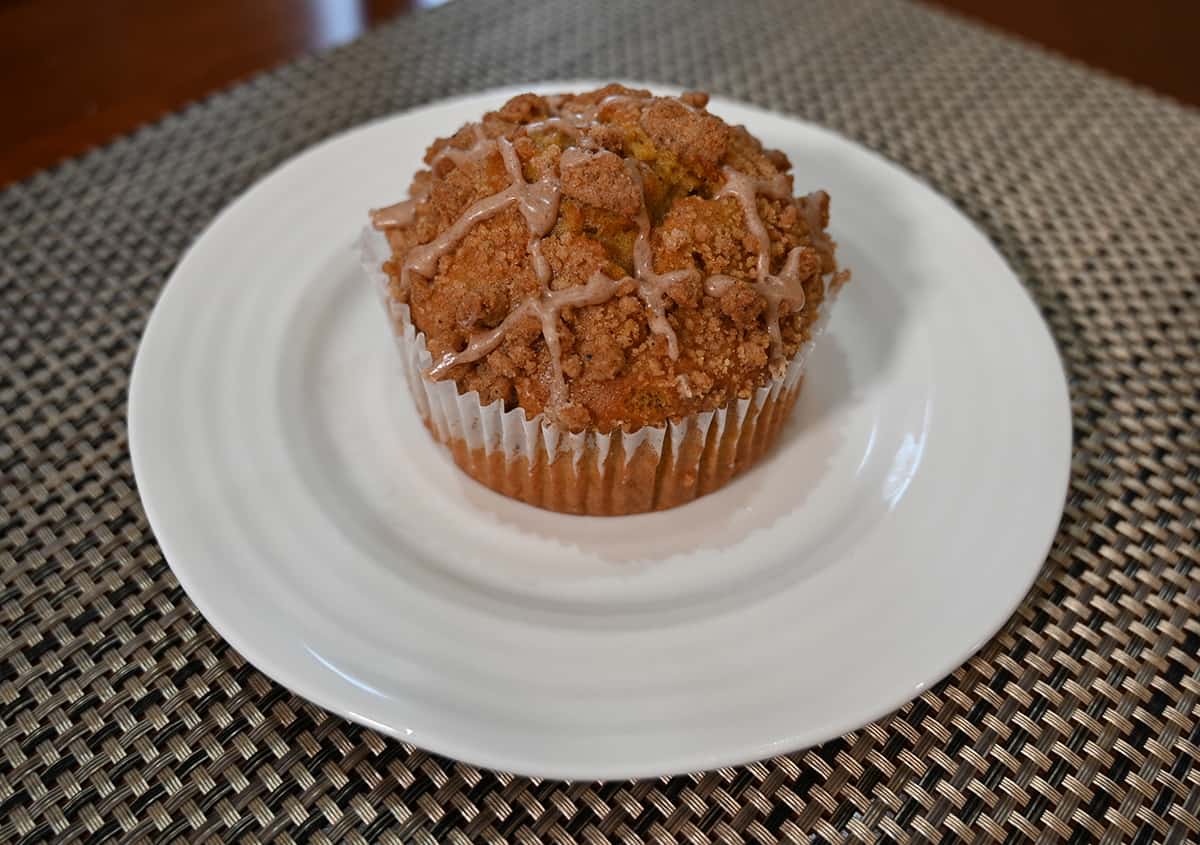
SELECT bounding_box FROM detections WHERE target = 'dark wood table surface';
[1,0,1197,188]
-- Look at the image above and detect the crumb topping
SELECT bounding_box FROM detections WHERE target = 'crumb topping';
[371,84,849,432]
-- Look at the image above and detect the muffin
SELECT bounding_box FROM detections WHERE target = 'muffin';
[362,84,849,515]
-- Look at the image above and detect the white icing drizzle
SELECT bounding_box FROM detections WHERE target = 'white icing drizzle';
[370,181,431,229]
[524,116,583,138]
[391,136,560,295]
[427,271,628,408]
[527,93,665,147]
[627,161,699,359]
[714,166,814,365]
[430,123,492,168]
[703,274,739,297]
[496,136,561,286]
[370,198,419,228]
[380,92,837,416]
[557,146,593,170]
[802,189,834,264]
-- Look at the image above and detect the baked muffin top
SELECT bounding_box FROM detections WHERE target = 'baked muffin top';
[373,84,848,433]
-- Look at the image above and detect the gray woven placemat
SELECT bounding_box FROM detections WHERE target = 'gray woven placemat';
[3,0,1198,841]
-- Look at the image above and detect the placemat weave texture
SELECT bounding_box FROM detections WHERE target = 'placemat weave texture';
[2,0,1198,841]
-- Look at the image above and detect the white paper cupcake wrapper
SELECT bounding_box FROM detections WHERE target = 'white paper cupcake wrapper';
[361,226,836,514]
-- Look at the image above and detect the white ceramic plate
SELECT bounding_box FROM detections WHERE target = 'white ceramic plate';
[129,81,1071,780]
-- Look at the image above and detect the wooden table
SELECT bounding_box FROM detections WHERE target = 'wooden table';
[1,0,1196,187]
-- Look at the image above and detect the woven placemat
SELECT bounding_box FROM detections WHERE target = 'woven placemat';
[2,0,1198,841]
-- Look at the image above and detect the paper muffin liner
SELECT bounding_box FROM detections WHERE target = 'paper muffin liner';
[362,227,835,515]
